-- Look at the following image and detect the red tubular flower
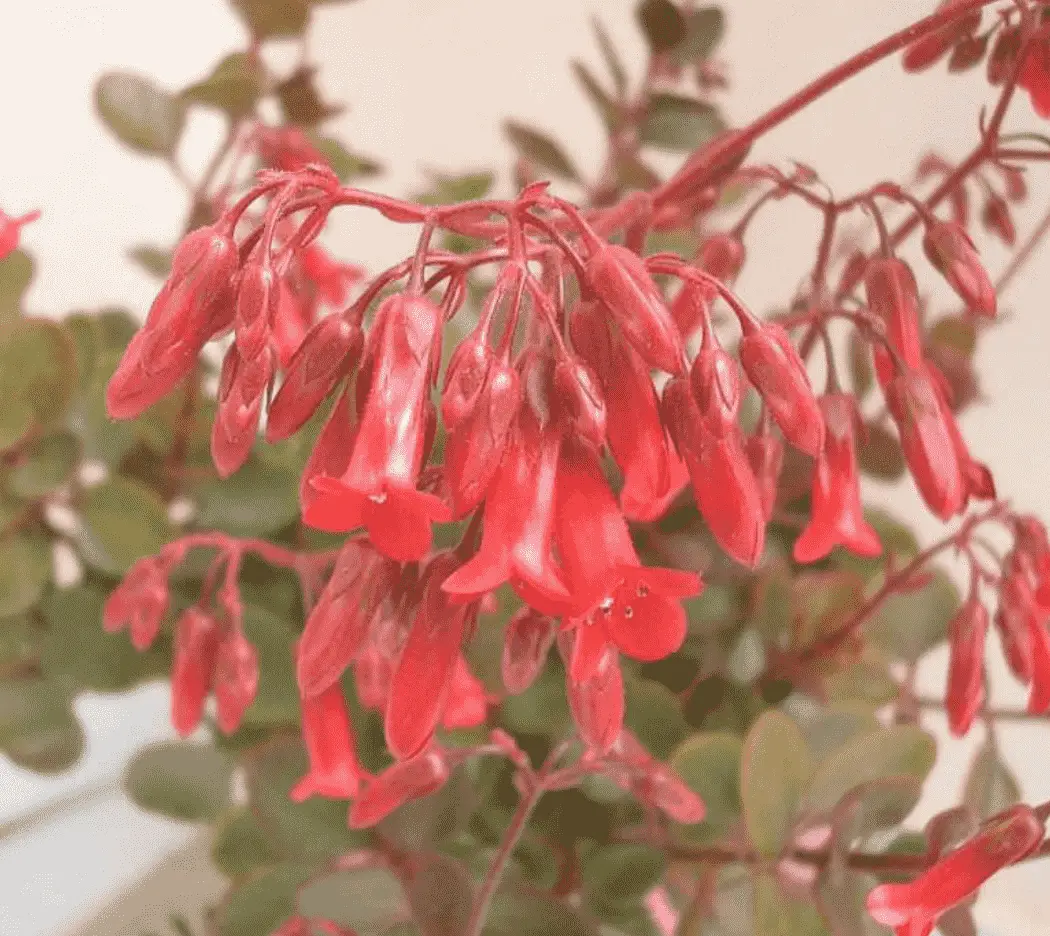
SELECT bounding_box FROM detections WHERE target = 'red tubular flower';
[213,631,259,735]
[1027,615,1050,714]
[103,557,170,651]
[945,596,989,737]
[267,313,363,442]
[794,395,882,563]
[170,608,221,737]
[884,368,966,521]
[570,301,677,522]
[697,232,746,284]
[585,244,686,375]
[559,632,625,755]
[864,257,925,369]
[290,680,363,802]
[922,221,996,318]
[212,344,276,478]
[738,322,825,456]
[348,746,450,828]
[554,445,701,683]
[299,384,357,517]
[867,805,1044,936]
[107,222,239,420]
[663,376,767,567]
[443,355,522,519]
[0,208,40,260]
[442,411,573,616]
[304,294,451,561]
[297,540,394,699]
[501,607,558,694]
[354,642,393,712]
[385,553,479,760]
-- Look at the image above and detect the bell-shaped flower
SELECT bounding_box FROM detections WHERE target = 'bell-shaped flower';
[442,410,573,616]
[794,394,882,563]
[296,539,395,698]
[867,805,1044,936]
[385,552,478,760]
[885,367,966,521]
[554,444,701,684]
[501,607,558,694]
[663,376,766,567]
[570,301,677,521]
[303,294,451,561]
[290,680,364,802]
[739,321,824,456]
[945,596,989,737]
[585,244,686,375]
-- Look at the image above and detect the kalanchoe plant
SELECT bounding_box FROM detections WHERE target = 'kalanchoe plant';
[7,0,1050,934]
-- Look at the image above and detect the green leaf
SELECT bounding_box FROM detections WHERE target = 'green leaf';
[636,0,687,51]
[624,677,689,760]
[830,775,925,845]
[406,853,474,936]
[0,678,73,743]
[247,737,367,857]
[740,711,813,857]
[211,807,284,877]
[670,731,742,838]
[239,604,299,727]
[670,7,726,64]
[41,584,161,692]
[849,330,874,399]
[417,171,495,207]
[802,725,935,816]
[818,871,889,936]
[752,876,828,936]
[0,535,50,617]
[74,347,138,464]
[124,741,234,822]
[582,844,666,910]
[856,421,906,481]
[867,569,960,662]
[298,867,408,932]
[228,0,310,39]
[640,94,725,152]
[481,890,597,936]
[503,120,581,182]
[219,862,314,936]
[0,397,33,452]
[183,53,264,118]
[0,318,78,428]
[127,245,173,279]
[592,17,627,94]
[94,72,186,156]
[194,458,299,538]
[78,476,173,575]
[929,315,978,358]
[3,714,85,774]
[963,740,1020,820]
[9,431,80,497]
[789,699,880,764]
[308,133,382,180]
[0,249,35,322]
[499,658,571,736]
[277,66,341,127]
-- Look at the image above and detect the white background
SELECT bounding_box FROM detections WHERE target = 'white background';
[1,1,1049,933]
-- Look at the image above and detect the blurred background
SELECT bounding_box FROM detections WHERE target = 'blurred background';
[0,1,1048,933]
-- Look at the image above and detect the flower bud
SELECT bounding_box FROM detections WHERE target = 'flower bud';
[0,209,40,260]
[697,232,746,283]
[864,256,924,369]
[923,221,996,318]
[559,633,625,755]
[746,431,784,522]
[689,343,742,438]
[442,332,496,432]
[348,747,450,828]
[1020,41,1050,118]
[884,368,966,521]
[981,193,1016,246]
[987,25,1021,85]
[290,681,363,802]
[234,260,279,362]
[945,597,988,737]
[104,558,170,651]
[901,0,981,73]
[213,631,259,735]
[552,356,607,450]
[171,608,220,737]
[585,244,686,375]
[739,323,824,456]
[501,607,558,694]
[267,315,363,442]
[212,344,276,478]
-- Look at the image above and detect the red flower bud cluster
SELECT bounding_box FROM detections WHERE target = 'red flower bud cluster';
[0,207,40,260]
